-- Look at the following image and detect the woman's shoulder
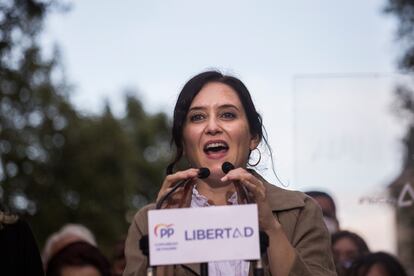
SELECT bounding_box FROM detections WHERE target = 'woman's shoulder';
[130,203,156,230]
[250,170,316,212]
[134,203,156,219]
[264,181,317,212]
[139,203,157,212]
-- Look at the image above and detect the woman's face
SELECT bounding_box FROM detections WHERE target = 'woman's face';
[333,237,359,268]
[365,264,389,276]
[182,82,259,177]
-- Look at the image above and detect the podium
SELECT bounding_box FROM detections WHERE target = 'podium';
[140,204,269,276]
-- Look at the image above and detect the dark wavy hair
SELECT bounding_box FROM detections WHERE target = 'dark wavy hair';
[347,251,407,276]
[305,190,337,219]
[332,230,370,256]
[166,70,269,174]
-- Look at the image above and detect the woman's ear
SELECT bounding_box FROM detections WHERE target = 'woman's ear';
[249,134,260,150]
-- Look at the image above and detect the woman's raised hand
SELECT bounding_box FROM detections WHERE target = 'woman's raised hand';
[156,168,199,202]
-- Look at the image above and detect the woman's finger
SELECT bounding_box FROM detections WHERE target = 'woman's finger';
[221,168,266,200]
[156,168,199,201]
[220,168,277,232]
[222,168,263,188]
[165,168,199,186]
[241,178,266,199]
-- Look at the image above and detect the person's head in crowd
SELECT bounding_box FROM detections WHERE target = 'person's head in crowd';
[332,230,370,272]
[42,224,97,268]
[305,190,339,233]
[110,239,125,276]
[347,251,407,276]
[46,241,110,276]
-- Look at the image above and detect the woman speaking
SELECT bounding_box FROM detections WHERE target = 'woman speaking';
[123,71,336,276]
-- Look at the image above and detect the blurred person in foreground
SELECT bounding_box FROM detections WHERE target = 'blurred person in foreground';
[124,71,337,275]
[347,252,407,276]
[42,223,97,270]
[306,190,340,234]
[332,230,370,275]
[46,241,111,276]
[0,207,44,276]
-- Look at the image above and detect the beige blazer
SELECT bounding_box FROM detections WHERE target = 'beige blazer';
[123,178,337,276]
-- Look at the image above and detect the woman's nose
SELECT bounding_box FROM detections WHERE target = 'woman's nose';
[205,117,221,135]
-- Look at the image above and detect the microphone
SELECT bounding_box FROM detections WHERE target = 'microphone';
[222,162,235,174]
[198,167,210,179]
[156,167,210,209]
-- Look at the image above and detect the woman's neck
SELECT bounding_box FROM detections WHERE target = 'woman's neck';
[195,179,236,206]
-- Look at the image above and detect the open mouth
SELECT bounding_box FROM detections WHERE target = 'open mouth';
[203,141,229,155]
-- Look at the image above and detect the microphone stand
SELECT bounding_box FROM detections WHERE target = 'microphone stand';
[140,180,190,276]
[140,168,210,275]
[139,234,154,276]
[140,179,190,275]
[138,179,188,276]
[223,162,269,275]
[253,231,269,276]
[200,263,208,276]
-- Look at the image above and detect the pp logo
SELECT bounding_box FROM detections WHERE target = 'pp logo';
[154,224,174,238]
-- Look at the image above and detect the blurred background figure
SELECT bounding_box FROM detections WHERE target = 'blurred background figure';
[110,238,126,276]
[331,230,370,275]
[46,241,111,276]
[0,209,44,276]
[347,251,408,276]
[305,190,340,234]
[42,224,97,270]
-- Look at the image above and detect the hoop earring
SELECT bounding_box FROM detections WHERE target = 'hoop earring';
[248,148,261,167]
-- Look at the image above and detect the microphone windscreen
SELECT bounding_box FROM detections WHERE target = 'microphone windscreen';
[222,162,235,174]
[198,167,210,179]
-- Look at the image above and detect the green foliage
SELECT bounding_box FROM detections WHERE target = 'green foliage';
[0,0,172,254]
[386,0,414,167]
[385,1,414,72]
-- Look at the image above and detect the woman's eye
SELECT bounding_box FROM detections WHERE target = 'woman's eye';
[189,114,205,122]
[221,112,236,119]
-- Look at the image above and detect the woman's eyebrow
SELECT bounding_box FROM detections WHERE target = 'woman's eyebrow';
[218,104,240,111]
[188,106,205,112]
[188,104,240,112]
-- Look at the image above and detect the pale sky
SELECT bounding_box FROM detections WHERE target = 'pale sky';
[42,0,404,253]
